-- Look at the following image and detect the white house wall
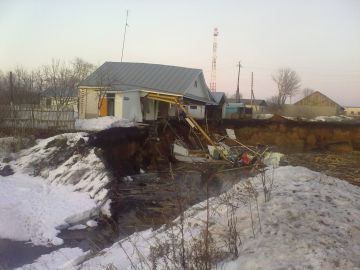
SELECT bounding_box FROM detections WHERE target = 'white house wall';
[114,94,123,119]
[122,91,143,122]
[184,74,211,100]
[187,105,205,119]
[143,99,158,121]
[81,88,99,119]
[344,107,360,116]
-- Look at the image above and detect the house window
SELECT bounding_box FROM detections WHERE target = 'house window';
[190,105,197,110]
[194,81,197,88]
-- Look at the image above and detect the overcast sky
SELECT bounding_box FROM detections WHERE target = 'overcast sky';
[1,0,359,105]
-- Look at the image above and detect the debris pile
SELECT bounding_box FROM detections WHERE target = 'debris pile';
[172,126,270,170]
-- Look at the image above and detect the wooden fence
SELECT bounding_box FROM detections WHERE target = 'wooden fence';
[0,104,75,130]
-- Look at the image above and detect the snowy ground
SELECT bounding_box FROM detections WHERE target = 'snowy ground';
[75,116,135,131]
[0,173,96,246]
[252,114,357,122]
[0,133,111,249]
[309,115,355,122]
[17,166,360,270]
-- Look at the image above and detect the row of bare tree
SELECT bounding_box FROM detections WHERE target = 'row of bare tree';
[0,58,96,107]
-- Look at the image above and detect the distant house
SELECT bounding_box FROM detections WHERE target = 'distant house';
[344,106,360,117]
[227,98,267,113]
[282,91,344,118]
[40,87,78,112]
[78,62,217,121]
[207,92,227,120]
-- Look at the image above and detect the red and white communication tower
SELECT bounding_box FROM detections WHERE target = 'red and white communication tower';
[210,27,219,92]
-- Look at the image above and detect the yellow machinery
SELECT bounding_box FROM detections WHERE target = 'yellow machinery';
[145,93,215,146]
[146,92,265,163]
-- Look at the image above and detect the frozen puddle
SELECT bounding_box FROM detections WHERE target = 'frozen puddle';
[0,173,97,246]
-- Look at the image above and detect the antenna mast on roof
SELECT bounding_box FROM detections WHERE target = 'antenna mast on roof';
[210,27,219,92]
[121,10,129,62]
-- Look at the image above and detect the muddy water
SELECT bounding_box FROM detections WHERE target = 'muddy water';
[109,163,255,237]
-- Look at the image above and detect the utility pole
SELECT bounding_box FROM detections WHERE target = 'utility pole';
[235,61,242,102]
[121,10,129,62]
[250,72,255,105]
[210,27,219,92]
[9,71,13,105]
[250,72,256,112]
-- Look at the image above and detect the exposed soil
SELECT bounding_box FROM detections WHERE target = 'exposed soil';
[209,118,360,153]
[109,163,254,237]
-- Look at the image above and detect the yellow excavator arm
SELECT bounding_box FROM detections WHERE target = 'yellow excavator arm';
[145,93,215,146]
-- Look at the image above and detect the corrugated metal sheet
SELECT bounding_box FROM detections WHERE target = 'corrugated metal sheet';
[80,62,204,96]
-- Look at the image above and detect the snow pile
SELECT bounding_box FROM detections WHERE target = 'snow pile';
[75,116,134,131]
[0,173,96,246]
[71,166,360,270]
[0,132,112,246]
[14,133,110,204]
[223,167,360,269]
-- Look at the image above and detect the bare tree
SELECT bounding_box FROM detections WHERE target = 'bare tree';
[71,57,96,84]
[42,58,96,110]
[272,68,301,105]
[42,60,73,110]
[302,87,315,98]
